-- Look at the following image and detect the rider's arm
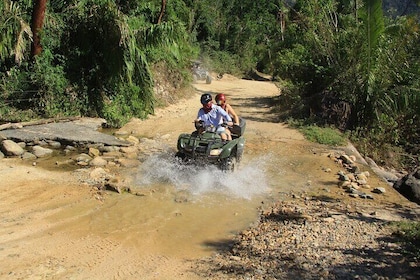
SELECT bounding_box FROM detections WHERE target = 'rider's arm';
[217,107,233,126]
[226,104,240,125]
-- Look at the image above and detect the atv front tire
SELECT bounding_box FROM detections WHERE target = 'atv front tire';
[175,152,187,162]
[220,156,236,172]
[206,75,212,84]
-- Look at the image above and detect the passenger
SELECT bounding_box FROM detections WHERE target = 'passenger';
[195,93,233,141]
[215,93,239,140]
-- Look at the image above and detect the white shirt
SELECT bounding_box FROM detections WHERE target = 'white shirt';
[197,104,232,127]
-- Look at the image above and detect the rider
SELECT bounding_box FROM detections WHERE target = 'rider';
[215,93,239,125]
[195,93,233,141]
[215,93,240,140]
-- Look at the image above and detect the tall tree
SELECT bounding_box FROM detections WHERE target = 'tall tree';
[157,0,167,24]
[31,0,47,57]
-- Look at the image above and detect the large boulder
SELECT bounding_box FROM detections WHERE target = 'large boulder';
[393,167,420,205]
[1,139,25,156]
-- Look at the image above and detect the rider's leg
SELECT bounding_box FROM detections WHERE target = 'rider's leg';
[226,129,232,140]
[217,127,229,141]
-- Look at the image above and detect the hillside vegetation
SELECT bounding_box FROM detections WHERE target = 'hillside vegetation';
[1,0,419,170]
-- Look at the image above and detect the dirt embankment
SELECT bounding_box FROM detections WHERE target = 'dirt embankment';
[0,75,419,279]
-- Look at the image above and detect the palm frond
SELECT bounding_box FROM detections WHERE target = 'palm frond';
[14,19,32,64]
[360,0,385,70]
[0,0,32,64]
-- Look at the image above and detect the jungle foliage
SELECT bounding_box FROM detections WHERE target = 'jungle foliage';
[1,0,196,126]
[0,0,419,169]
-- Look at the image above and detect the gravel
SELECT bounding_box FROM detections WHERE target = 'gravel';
[195,198,420,280]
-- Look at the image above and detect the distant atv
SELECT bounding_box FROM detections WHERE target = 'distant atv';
[191,61,212,84]
[176,118,246,172]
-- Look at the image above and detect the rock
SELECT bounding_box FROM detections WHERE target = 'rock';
[0,151,4,159]
[101,150,123,161]
[393,167,420,204]
[371,166,400,185]
[32,145,54,158]
[47,140,61,148]
[126,135,139,145]
[21,152,37,160]
[356,179,367,186]
[89,156,108,167]
[359,193,374,199]
[338,181,351,188]
[34,139,48,146]
[1,139,25,156]
[88,147,101,157]
[17,142,26,148]
[372,187,386,194]
[349,164,360,173]
[365,156,379,168]
[338,172,349,181]
[105,178,130,194]
[99,145,120,153]
[89,167,110,182]
[347,173,356,182]
[340,154,354,164]
[356,173,368,181]
[74,153,92,163]
[64,145,77,155]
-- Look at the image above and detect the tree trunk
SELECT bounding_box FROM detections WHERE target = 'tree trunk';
[157,0,167,24]
[31,0,48,57]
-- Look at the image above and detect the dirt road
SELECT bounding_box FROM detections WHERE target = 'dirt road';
[0,75,418,279]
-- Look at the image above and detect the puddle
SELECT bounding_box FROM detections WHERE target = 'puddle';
[22,144,335,259]
[47,152,272,259]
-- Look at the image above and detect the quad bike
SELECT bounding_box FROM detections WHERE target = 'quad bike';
[176,118,246,172]
[191,61,212,84]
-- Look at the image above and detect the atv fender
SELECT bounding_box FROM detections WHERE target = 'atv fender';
[219,138,244,159]
[236,137,245,159]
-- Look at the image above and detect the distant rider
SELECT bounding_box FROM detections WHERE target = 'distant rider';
[195,93,233,141]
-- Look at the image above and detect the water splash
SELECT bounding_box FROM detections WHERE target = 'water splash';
[135,153,270,199]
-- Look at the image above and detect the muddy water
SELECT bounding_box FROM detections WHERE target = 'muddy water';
[38,134,339,261]
[46,152,276,259]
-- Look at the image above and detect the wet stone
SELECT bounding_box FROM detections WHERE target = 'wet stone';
[21,152,37,160]
[32,145,54,158]
[74,153,92,163]
[47,141,61,148]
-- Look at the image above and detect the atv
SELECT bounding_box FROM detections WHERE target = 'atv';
[175,118,246,172]
[191,61,212,84]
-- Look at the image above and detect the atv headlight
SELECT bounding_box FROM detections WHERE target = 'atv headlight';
[209,148,223,156]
